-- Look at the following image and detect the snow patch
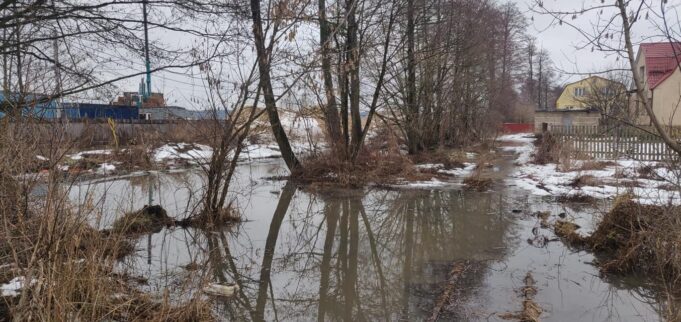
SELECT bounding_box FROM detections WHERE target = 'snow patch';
[68,149,112,161]
[438,163,477,177]
[97,163,116,174]
[240,144,281,160]
[498,132,681,204]
[397,178,453,189]
[1,277,27,297]
[153,143,213,163]
[497,133,536,144]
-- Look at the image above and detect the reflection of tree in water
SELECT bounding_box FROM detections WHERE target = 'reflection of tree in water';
[200,187,512,321]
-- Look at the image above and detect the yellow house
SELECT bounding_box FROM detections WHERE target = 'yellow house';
[555,76,626,110]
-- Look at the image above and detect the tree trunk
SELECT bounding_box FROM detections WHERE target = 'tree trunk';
[405,0,419,154]
[318,0,344,155]
[249,0,301,171]
[346,0,362,152]
[339,49,350,150]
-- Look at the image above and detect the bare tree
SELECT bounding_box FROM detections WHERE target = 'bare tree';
[248,0,301,171]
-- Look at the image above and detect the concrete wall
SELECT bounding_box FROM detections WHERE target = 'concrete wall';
[534,110,600,133]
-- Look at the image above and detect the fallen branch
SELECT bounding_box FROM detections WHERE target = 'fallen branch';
[428,260,470,322]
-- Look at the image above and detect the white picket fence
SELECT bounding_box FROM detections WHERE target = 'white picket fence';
[548,125,677,161]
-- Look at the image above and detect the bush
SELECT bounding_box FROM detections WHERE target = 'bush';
[293,148,423,187]
[533,132,560,165]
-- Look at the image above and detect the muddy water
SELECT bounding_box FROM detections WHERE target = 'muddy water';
[68,161,662,321]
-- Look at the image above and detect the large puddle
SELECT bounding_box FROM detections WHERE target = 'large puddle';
[68,160,663,321]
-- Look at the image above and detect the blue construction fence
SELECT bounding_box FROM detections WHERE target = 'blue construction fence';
[0,92,139,120]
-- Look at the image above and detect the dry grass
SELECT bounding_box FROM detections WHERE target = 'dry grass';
[554,195,681,319]
[179,207,242,231]
[463,177,493,192]
[637,164,659,179]
[65,147,155,173]
[555,193,596,204]
[294,149,425,187]
[0,121,218,321]
[554,220,587,247]
[410,149,467,170]
[535,211,550,228]
[613,168,629,179]
[568,174,602,188]
[576,160,617,171]
[113,146,154,170]
[462,150,496,191]
[1,205,214,321]
[586,197,679,276]
[111,205,174,235]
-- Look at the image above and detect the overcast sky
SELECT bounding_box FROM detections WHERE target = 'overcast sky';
[107,0,681,110]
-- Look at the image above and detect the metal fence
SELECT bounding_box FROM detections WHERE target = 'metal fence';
[548,124,678,161]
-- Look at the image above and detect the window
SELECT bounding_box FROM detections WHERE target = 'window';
[574,87,586,97]
[640,66,645,78]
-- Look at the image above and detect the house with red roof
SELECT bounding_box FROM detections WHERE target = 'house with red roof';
[634,42,681,126]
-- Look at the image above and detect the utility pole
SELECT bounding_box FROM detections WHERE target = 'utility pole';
[14,2,23,97]
[3,28,8,96]
[537,53,543,110]
[142,0,151,101]
[53,0,63,118]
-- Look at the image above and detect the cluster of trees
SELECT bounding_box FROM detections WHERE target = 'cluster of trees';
[377,0,559,152]
[0,0,597,223]
[0,0,563,160]
[245,0,563,163]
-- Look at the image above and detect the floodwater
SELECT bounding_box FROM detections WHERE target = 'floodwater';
[68,158,664,321]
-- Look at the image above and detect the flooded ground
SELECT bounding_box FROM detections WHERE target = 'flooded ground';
[67,156,664,321]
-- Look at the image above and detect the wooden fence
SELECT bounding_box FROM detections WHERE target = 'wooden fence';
[548,124,679,161]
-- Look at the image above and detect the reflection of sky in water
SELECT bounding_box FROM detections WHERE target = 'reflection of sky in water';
[67,161,662,321]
